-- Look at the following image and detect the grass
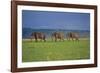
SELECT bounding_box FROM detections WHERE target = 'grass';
[22,38,90,62]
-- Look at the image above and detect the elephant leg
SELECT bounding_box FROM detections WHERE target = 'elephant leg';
[43,38,46,42]
[55,38,56,42]
[72,37,73,41]
[35,38,38,42]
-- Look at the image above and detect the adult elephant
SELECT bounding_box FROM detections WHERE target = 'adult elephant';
[52,32,64,42]
[67,32,79,41]
[31,32,46,42]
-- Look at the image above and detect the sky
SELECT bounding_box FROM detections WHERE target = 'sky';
[22,10,90,30]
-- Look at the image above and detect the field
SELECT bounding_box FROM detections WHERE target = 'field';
[22,38,90,62]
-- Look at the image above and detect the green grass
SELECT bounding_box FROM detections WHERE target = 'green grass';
[22,39,90,62]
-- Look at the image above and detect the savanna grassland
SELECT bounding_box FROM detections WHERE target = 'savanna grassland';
[22,39,90,62]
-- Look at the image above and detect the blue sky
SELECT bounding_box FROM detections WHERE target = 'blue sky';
[22,10,90,30]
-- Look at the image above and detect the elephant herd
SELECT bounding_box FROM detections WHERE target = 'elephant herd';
[30,32,79,42]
